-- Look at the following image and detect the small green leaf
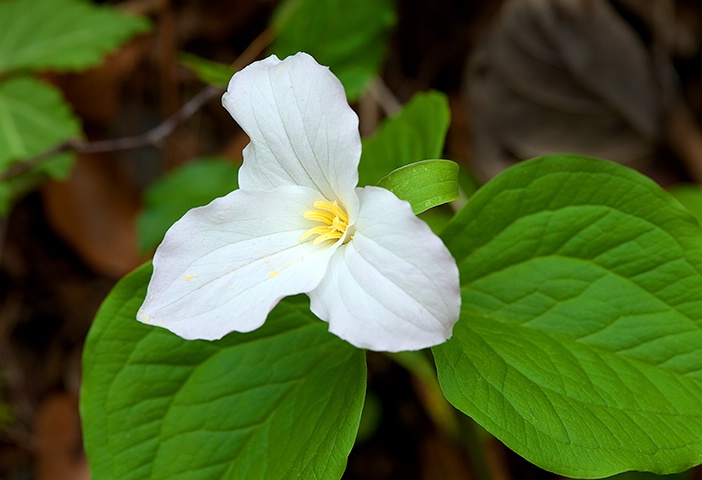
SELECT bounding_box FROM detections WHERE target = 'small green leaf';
[360,90,450,187]
[377,159,459,214]
[0,77,80,170]
[434,154,702,477]
[0,152,75,216]
[179,52,233,87]
[81,263,367,480]
[271,0,395,101]
[137,157,239,252]
[0,0,150,74]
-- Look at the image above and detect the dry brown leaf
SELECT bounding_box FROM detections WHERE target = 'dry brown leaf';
[34,394,90,480]
[42,152,144,279]
[419,431,473,480]
[40,32,152,278]
[466,0,663,180]
[47,33,150,129]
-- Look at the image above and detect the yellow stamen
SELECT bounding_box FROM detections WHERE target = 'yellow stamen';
[301,200,349,245]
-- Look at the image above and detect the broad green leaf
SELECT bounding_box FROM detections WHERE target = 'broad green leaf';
[81,263,367,480]
[599,472,690,480]
[137,157,239,252]
[377,159,459,214]
[360,90,450,187]
[669,185,702,227]
[271,0,395,101]
[179,52,233,87]
[0,77,80,170]
[0,0,150,74]
[434,154,702,478]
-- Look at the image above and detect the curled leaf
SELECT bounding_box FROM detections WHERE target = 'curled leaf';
[467,0,662,180]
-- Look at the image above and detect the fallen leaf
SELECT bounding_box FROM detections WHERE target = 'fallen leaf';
[466,0,662,180]
[34,394,89,480]
[42,152,144,278]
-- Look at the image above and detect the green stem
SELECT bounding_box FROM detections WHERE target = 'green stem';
[457,414,493,480]
[386,351,494,480]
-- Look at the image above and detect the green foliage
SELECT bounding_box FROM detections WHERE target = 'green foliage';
[271,0,396,101]
[137,157,240,252]
[0,77,80,170]
[359,91,451,187]
[179,52,233,88]
[0,77,80,214]
[434,155,702,477]
[601,472,690,480]
[377,159,459,214]
[0,0,150,215]
[0,0,150,74]
[81,263,367,480]
[0,152,74,216]
[669,185,702,228]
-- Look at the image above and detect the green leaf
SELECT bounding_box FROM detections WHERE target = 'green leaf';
[669,185,702,228]
[434,154,702,477]
[600,472,691,480]
[0,77,80,170]
[377,159,459,214]
[179,52,233,87]
[81,263,367,480]
[360,91,450,187]
[271,0,395,101]
[0,0,150,74]
[0,152,75,216]
[0,76,79,214]
[137,157,239,252]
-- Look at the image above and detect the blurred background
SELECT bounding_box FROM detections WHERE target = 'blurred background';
[2,0,702,478]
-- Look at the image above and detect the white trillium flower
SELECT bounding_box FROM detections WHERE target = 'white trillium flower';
[137,52,461,352]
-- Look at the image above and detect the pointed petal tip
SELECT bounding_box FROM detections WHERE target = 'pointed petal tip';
[221,51,361,201]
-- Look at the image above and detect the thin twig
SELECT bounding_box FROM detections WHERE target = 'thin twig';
[0,85,220,182]
[0,26,275,183]
[368,77,402,116]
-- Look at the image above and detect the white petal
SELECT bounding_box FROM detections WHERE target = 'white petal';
[308,186,461,351]
[138,185,339,340]
[222,53,360,214]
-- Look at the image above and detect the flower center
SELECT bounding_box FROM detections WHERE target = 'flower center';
[301,200,349,245]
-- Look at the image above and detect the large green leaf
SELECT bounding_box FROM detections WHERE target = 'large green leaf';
[359,90,450,187]
[81,263,366,480]
[669,185,702,228]
[137,157,239,252]
[434,155,702,478]
[0,0,150,74]
[271,0,395,101]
